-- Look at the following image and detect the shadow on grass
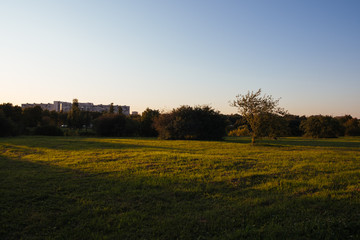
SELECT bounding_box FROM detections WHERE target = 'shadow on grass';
[277,138,360,148]
[225,137,360,149]
[223,137,252,144]
[2,136,182,152]
[1,155,360,239]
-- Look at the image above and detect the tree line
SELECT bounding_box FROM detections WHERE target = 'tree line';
[229,89,360,143]
[1,94,359,140]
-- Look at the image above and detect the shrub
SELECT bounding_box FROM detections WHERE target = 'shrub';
[228,126,250,136]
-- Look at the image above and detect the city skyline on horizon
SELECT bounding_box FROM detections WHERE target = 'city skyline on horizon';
[6,97,358,118]
[20,100,131,115]
[1,1,359,118]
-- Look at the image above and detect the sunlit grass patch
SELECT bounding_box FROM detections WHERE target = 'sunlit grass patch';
[1,136,360,239]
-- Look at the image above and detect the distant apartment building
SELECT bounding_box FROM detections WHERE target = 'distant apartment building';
[21,103,55,111]
[22,101,130,115]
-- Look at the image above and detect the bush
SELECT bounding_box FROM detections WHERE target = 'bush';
[34,125,63,136]
[154,106,226,140]
[62,128,80,136]
[228,126,250,136]
[78,129,96,136]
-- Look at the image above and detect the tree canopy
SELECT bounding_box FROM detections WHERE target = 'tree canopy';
[154,105,226,140]
[300,115,341,138]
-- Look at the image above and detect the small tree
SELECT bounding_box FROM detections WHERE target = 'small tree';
[231,89,287,144]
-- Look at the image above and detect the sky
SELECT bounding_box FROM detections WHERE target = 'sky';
[1,0,359,117]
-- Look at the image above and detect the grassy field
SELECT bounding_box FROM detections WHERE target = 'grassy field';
[1,136,360,239]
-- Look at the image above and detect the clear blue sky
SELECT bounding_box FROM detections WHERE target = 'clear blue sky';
[1,0,359,117]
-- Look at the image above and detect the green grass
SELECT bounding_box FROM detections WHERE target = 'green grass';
[1,136,360,239]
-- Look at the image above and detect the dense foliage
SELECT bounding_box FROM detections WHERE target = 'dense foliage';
[154,105,226,140]
[300,115,342,138]
[0,102,359,139]
[93,113,127,136]
[140,108,160,137]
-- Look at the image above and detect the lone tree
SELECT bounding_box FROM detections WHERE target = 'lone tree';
[231,89,287,144]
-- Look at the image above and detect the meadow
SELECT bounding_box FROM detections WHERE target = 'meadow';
[0,136,359,239]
